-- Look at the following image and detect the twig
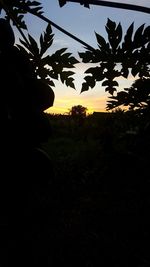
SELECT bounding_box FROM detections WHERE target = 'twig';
[64,0,150,14]
[26,8,95,52]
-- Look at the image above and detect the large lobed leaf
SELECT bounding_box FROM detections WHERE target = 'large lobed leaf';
[79,19,150,100]
[19,23,79,89]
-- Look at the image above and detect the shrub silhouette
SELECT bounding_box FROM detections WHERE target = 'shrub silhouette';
[69,105,87,118]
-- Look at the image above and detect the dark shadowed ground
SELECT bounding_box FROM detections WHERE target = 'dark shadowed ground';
[2,112,150,267]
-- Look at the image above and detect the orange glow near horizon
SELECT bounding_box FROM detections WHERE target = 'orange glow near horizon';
[46,106,105,115]
[45,94,108,115]
[44,62,138,115]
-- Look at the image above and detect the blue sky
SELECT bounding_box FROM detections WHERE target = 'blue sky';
[18,1,150,114]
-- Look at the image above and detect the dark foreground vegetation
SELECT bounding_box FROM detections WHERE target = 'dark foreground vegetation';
[2,110,150,267]
[0,1,149,266]
[33,110,150,267]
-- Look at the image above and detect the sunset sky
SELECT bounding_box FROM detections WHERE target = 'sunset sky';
[18,1,150,114]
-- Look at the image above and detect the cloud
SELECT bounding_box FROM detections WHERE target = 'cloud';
[53,38,70,47]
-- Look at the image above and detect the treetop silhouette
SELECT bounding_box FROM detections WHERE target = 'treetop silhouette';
[69,104,87,118]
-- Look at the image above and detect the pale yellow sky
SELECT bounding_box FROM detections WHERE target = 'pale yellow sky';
[45,62,109,114]
[45,63,137,115]
[46,94,108,114]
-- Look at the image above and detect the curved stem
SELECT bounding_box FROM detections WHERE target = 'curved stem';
[63,0,150,14]
[25,8,95,52]
[0,1,95,51]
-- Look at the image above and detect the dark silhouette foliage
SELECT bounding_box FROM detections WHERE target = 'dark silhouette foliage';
[79,19,150,99]
[68,104,88,126]
[1,1,150,267]
[107,77,150,112]
[0,2,78,266]
[0,1,78,139]
[69,104,87,118]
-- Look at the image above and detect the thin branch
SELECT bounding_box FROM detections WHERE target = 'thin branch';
[62,0,150,14]
[26,8,95,52]
[0,0,95,51]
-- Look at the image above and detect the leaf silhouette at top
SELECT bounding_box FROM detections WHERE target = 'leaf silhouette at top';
[106,19,122,50]
[40,23,54,57]
[79,18,149,100]
[122,22,134,51]
[18,21,78,89]
[28,34,40,56]
[133,23,145,48]
[95,32,107,49]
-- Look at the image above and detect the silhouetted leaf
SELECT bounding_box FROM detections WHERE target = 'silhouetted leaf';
[31,6,43,15]
[112,80,119,86]
[105,19,122,50]
[40,23,54,56]
[81,82,89,93]
[131,65,140,77]
[117,91,128,102]
[106,100,118,110]
[84,76,95,88]
[46,79,55,87]
[60,71,74,83]
[102,80,118,87]
[133,24,145,48]
[19,0,43,15]
[85,67,104,81]
[29,1,41,6]
[68,56,79,65]
[106,18,116,32]
[61,52,72,62]
[55,47,67,56]
[48,70,59,80]
[121,68,129,78]
[59,0,67,7]
[19,38,29,50]
[28,34,39,56]
[79,51,97,63]
[122,22,134,51]
[50,48,78,73]
[105,86,116,95]
[144,26,150,42]
[116,23,122,45]
[102,80,109,86]
[10,8,28,29]
[95,32,107,48]
[65,77,75,88]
